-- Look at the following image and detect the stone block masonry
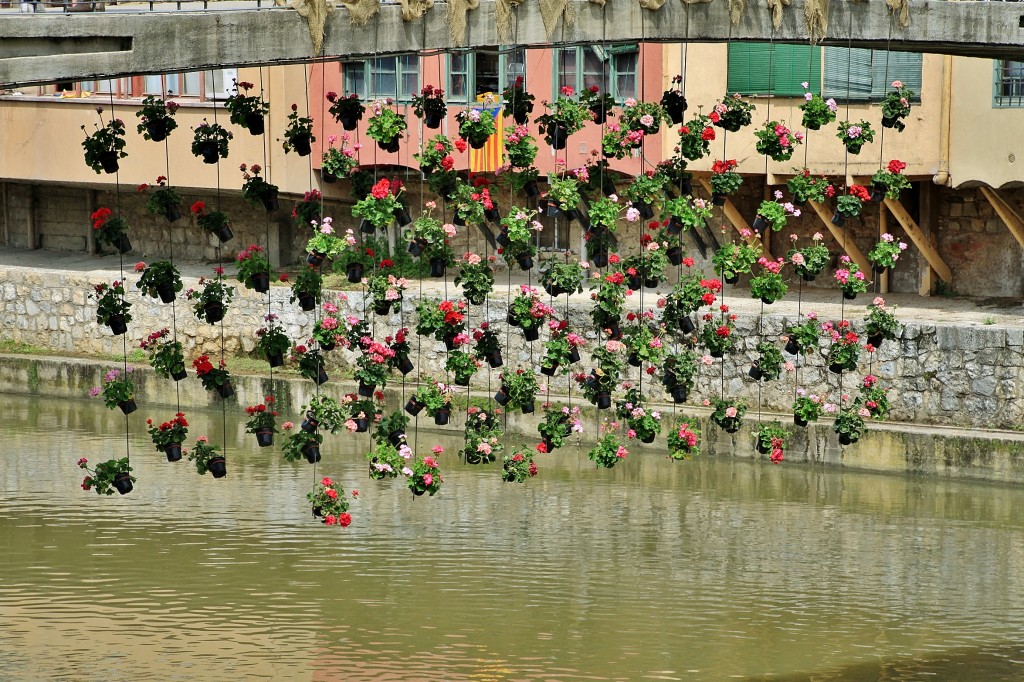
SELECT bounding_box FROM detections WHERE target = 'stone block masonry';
[2,256,1024,431]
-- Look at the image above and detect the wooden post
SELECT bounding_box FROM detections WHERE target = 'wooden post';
[878,203,889,295]
[978,186,1024,249]
[27,185,38,250]
[806,199,872,275]
[883,197,952,285]
[86,189,97,255]
[918,182,936,296]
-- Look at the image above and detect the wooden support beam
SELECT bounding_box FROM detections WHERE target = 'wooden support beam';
[978,186,1024,250]
[806,199,872,275]
[878,203,889,295]
[697,178,774,260]
[883,197,953,284]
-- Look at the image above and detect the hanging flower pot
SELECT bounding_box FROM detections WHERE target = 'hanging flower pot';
[666,220,683,237]
[99,151,120,174]
[712,193,726,206]
[802,271,816,282]
[268,352,284,368]
[164,204,182,223]
[724,273,740,285]
[644,277,659,289]
[524,180,541,198]
[171,368,187,381]
[680,317,696,335]
[520,401,535,415]
[388,429,406,447]
[542,436,557,453]
[506,310,520,327]
[203,301,224,324]
[297,293,316,311]
[214,224,234,244]
[249,272,270,293]
[378,137,400,154]
[354,417,369,433]
[340,113,359,131]
[628,275,643,291]
[540,362,558,377]
[397,355,414,375]
[752,215,767,234]
[112,472,134,494]
[627,353,641,368]
[487,350,503,368]
[434,406,450,426]
[373,300,393,316]
[596,391,612,410]
[245,112,265,136]
[320,338,336,352]
[255,429,274,447]
[145,119,169,142]
[207,456,227,477]
[838,433,856,446]
[516,253,534,271]
[424,111,443,129]
[495,229,510,247]
[200,141,220,165]
[346,263,364,284]
[635,202,654,221]
[405,396,425,416]
[868,333,884,349]
[591,248,609,268]
[302,442,321,463]
[313,367,329,385]
[568,347,581,364]
[710,349,724,359]
[301,410,320,433]
[358,380,375,398]
[784,338,800,355]
[523,325,540,342]
[292,133,313,157]
[748,365,764,381]
[117,398,137,415]
[794,415,808,427]
[831,212,845,227]
[408,239,425,257]
[640,432,656,444]
[155,283,176,304]
[829,362,845,374]
[547,122,570,150]
[358,218,375,235]
[115,234,133,255]
[443,333,458,351]
[589,104,608,125]
[262,192,279,212]
[322,170,337,184]
[485,205,501,223]
[671,385,688,403]
[306,250,326,267]
[842,290,857,301]
[394,206,413,228]
[107,314,128,336]
[164,442,182,462]
[494,386,510,406]
[216,381,234,399]
[429,258,446,278]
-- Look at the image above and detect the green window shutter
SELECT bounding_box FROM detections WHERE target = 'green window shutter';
[869,50,922,100]
[823,47,873,101]
[728,43,818,97]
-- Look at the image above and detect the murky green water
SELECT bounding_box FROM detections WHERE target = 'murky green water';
[3,394,1024,681]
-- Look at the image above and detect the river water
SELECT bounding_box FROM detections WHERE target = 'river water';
[3,393,1024,681]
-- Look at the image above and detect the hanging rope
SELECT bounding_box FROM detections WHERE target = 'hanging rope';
[209,68,229,461]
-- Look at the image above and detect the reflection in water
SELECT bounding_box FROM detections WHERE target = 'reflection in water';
[2,394,1024,680]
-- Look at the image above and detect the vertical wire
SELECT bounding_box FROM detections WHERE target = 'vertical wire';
[107,82,131,466]
[210,68,228,460]
[163,127,181,418]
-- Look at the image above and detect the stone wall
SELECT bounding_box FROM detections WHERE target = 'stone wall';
[2,259,1023,430]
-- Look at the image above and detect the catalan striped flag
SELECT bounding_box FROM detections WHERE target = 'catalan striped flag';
[469,98,504,174]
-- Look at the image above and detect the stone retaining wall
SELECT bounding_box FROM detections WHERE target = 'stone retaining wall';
[2,261,1023,430]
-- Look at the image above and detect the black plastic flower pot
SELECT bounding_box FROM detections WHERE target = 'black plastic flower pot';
[156,283,176,304]
[568,347,581,364]
[429,259,446,278]
[203,302,224,324]
[354,417,369,433]
[293,133,312,157]
[388,429,406,447]
[785,338,801,356]
[302,443,321,464]
[562,208,578,223]
[590,105,607,125]
[794,415,809,428]
[627,275,643,291]
[540,362,558,377]
[397,356,414,375]
[145,119,168,142]
[116,234,133,255]
[487,351,503,368]
[644,278,659,289]
[627,353,641,368]
[494,387,510,406]
[547,122,569,150]
[165,442,182,462]
[408,239,424,257]
[710,349,724,359]
[712,193,726,207]
[216,381,234,399]
[164,204,182,224]
[495,229,510,247]
[99,150,120,174]
[870,183,886,203]
[434,407,450,426]
[117,398,137,415]
[842,290,857,301]
[314,367,329,385]
[513,111,529,125]
[831,212,845,227]
[454,374,471,387]
[112,472,134,495]
[596,392,611,410]
[214,225,234,244]
[524,180,541,198]
[868,333,884,349]
[516,253,534,271]
[394,207,413,228]
[838,433,855,446]
[802,271,816,282]
[321,170,337,184]
[748,365,764,381]
[542,437,556,453]
[359,218,376,235]
[255,429,274,447]
[485,206,501,223]
[340,113,359,131]
[200,143,220,165]
[250,272,270,294]
[424,111,443,129]
[667,246,683,266]
[523,325,540,342]
[298,294,316,312]
[640,432,656,444]
[373,301,393,316]
[671,385,688,403]
[245,112,266,136]
[301,412,320,433]
[757,441,771,455]
[521,401,535,415]
[724,422,740,434]
[507,311,520,327]
[405,397,424,416]
[637,202,654,220]
[680,317,696,335]
[829,363,845,374]
[358,380,375,398]
[379,137,400,154]
[306,250,326,267]
[262,193,280,212]
[724,274,739,285]
[207,456,227,478]
[107,314,128,336]
[320,339,336,352]
[171,368,187,382]
[443,334,458,351]
[752,215,767,234]
[346,263,364,284]
[591,250,609,268]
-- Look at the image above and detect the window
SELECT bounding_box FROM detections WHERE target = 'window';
[555,45,638,101]
[994,60,1024,107]
[447,49,526,102]
[343,56,419,101]
[141,71,214,98]
[727,44,821,97]
[535,212,570,251]
[823,48,922,101]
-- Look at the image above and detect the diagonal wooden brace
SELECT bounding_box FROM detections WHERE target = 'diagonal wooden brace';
[883,197,953,283]
[806,199,872,275]
[979,186,1024,250]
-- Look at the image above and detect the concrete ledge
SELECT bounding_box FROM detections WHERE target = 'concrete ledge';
[5,0,1024,87]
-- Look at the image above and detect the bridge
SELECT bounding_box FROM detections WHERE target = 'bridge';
[2,0,1024,88]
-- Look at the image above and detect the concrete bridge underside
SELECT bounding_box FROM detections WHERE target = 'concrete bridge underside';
[3,0,1024,88]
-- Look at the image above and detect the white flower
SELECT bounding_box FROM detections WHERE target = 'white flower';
[625,207,640,222]
[801,81,809,89]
